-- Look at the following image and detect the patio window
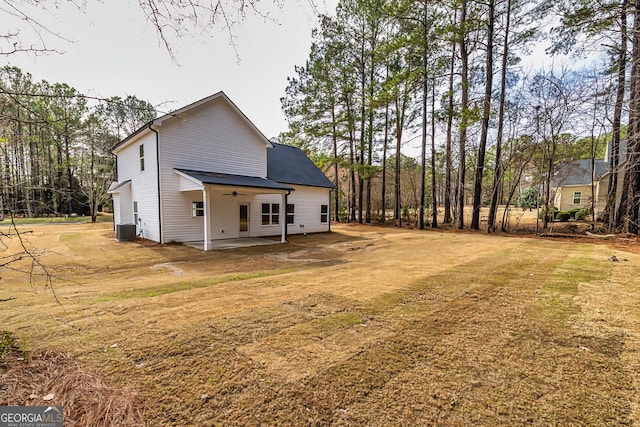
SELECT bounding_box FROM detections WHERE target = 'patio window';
[192,201,204,217]
[573,191,582,204]
[262,203,280,225]
[139,144,145,171]
[286,204,295,224]
[321,204,328,223]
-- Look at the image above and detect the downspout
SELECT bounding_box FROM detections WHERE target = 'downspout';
[284,189,291,242]
[111,152,117,232]
[148,124,162,244]
[328,188,332,232]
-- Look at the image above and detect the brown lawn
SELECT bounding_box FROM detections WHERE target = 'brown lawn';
[1,221,640,426]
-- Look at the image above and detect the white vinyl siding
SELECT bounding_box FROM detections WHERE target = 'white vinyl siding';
[158,98,270,243]
[113,132,160,242]
[112,196,121,225]
[285,185,331,234]
[252,186,330,236]
[111,187,133,226]
[160,99,267,176]
[210,191,244,240]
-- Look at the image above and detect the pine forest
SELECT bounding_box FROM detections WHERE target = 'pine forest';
[3,0,640,233]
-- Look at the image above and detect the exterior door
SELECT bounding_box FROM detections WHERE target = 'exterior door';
[239,204,249,237]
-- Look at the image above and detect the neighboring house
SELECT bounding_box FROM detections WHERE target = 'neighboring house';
[108,92,334,250]
[552,159,608,214]
[552,140,627,216]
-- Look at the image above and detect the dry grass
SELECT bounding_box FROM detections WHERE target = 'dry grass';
[1,221,640,425]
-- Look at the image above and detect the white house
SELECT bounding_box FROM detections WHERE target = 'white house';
[108,92,334,250]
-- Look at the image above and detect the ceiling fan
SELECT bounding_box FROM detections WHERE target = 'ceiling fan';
[222,190,247,197]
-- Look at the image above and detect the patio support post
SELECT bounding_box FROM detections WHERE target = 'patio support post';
[203,187,210,251]
[281,192,287,243]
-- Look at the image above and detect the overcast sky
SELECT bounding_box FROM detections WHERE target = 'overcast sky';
[4,0,336,140]
[3,1,571,151]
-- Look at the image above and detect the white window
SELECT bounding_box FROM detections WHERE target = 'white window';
[262,203,280,225]
[133,201,139,225]
[139,144,145,172]
[573,191,581,204]
[192,201,204,217]
[321,204,329,223]
[286,204,295,224]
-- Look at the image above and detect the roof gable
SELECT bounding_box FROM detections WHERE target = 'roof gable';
[113,92,272,152]
[553,159,608,187]
[267,143,335,188]
[604,139,628,165]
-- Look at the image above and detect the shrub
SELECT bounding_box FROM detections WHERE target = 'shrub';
[575,208,591,221]
[567,208,581,219]
[402,205,411,222]
[539,207,558,221]
[556,211,571,222]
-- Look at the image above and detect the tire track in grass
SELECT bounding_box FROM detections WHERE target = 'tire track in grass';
[360,243,631,427]
[205,242,633,426]
[205,242,563,425]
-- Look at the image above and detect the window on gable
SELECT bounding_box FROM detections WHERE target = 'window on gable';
[262,203,280,225]
[139,144,145,172]
[321,204,329,223]
[192,201,204,217]
[573,191,582,204]
[286,204,295,224]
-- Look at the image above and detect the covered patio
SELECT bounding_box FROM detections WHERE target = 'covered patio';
[175,169,293,250]
[182,237,281,250]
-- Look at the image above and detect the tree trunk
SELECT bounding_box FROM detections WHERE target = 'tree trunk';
[604,0,627,230]
[64,118,73,215]
[381,72,389,225]
[430,77,438,227]
[395,95,402,227]
[444,23,455,226]
[455,0,469,230]
[487,0,511,232]
[366,32,377,225]
[471,0,495,230]
[331,103,340,223]
[358,29,366,224]
[419,0,429,230]
[543,140,556,229]
[616,0,640,232]
[419,68,428,229]
[345,93,357,222]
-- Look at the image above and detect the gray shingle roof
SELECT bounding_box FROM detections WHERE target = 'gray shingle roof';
[176,169,293,191]
[107,179,131,193]
[552,159,609,187]
[267,143,335,189]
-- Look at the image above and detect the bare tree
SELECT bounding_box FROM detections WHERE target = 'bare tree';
[2,0,296,59]
[529,69,584,229]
